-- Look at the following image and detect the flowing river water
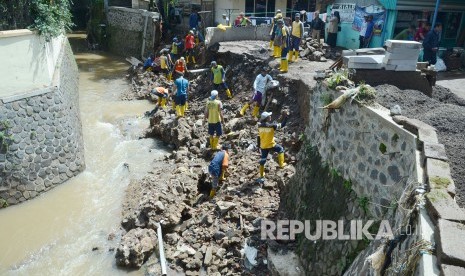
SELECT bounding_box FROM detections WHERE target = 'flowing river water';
[0,34,166,275]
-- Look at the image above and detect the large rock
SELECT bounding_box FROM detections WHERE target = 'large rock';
[115,228,158,268]
[436,219,465,267]
[267,248,304,276]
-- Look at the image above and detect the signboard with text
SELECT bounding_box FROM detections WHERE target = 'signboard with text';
[331,3,356,23]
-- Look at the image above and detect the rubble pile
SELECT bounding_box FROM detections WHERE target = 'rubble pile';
[298,37,331,62]
[116,54,305,274]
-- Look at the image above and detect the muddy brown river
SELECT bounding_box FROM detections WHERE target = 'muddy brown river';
[0,34,166,275]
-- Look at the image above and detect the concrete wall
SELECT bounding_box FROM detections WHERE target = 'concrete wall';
[283,81,446,275]
[205,25,271,47]
[0,30,64,98]
[107,6,160,59]
[0,35,85,207]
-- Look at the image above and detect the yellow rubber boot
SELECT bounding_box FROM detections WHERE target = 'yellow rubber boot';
[280,59,288,73]
[219,170,225,181]
[274,46,280,58]
[252,106,260,118]
[180,105,186,117]
[259,165,265,178]
[176,105,181,117]
[172,101,176,110]
[294,50,299,62]
[213,136,220,150]
[288,50,294,62]
[167,73,172,81]
[226,89,232,99]
[185,102,189,111]
[209,188,216,198]
[278,153,287,168]
[192,56,196,64]
[160,98,167,108]
[277,47,282,58]
[186,56,190,64]
[269,40,273,49]
[240,103,249,116]
[209,136,214,149]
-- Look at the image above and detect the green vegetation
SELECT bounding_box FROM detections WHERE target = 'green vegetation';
[343,179,352,191]
[379,143,387,154]
[0,121,13,153]
[354,83,376,104]
[392,133,399,143]
[358,196,370,214]
[320,93,333,106]
[0,199,8,208]
[326,70,349,89]
[30,0,74,41]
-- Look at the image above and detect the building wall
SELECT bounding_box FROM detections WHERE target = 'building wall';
[107,6,160,59]
[214,0,286,25]
[0,30,64,98]
[0,34,85,207]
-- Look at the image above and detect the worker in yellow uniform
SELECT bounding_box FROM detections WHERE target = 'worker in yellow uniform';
[160,49,173,81]
[257,111,288,179]
[204,90,225,150]
[269,10,283,54]
[289,13,304,62]
[276,19,290,72]
[211,61,232,99]
[208,144,230,198]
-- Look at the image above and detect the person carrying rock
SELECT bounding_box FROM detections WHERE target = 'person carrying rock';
[240,67,273,117]
[152,87,169,109]
[210,61,232,99]
[208,144,230,198]
[184,30,196,64]
[173,72,189,117]
[257,111,288,179]
[289,13,304,62]
[269,9,283,54]
[204,90,225,150]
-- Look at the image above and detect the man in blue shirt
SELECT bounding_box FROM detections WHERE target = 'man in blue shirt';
[173,72,189,117]
[361,15,374,48]
[143,54,154,71]
[208,144,230,198]
[189,10,201,30]
[423,23,442,65]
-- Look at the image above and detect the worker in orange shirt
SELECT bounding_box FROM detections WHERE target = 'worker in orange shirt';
[184,30,196,64]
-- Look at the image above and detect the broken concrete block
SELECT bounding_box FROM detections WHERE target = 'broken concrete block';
[425,158,455,193]
[355,47,386,55]
[426,189,465,222]
[418,128,439,143]
[385,40,422,49]
[348,55,385,64]
[348,62,384,69]
[384,51,421,60]
[386,47,423,55]
[216,201,236,215]
[383,57,418,65]
[423,142,448,163]
[436,219,465,267]
[441,264,465,276]
[342,49,356,57]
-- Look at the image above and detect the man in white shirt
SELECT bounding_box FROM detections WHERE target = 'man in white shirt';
[239,67,273,118]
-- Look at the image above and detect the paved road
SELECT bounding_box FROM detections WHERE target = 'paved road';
[437,71,465,99]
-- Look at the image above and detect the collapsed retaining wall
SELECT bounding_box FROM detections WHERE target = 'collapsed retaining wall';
[282,80,463,275]
[107,7,160,58]
[0,37,85,206]
[205,25,271,48]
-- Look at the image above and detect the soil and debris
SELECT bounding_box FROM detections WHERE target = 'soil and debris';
[115,41,310,275]
[375,84,465,207]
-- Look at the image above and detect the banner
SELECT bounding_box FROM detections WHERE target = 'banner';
[331,3,356,23]
[352,5,386,36]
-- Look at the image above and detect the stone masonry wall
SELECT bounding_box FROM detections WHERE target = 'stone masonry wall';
[283,80,432,275]
[0,39,85,206]
[107,7,160,58]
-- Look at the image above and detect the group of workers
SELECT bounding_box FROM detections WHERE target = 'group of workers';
[149,61,287,199]
[269,10,304,73]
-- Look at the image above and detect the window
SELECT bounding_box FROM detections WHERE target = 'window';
[245,0,276,17]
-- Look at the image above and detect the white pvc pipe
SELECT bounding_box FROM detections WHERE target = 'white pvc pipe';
[156,222,167,275]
